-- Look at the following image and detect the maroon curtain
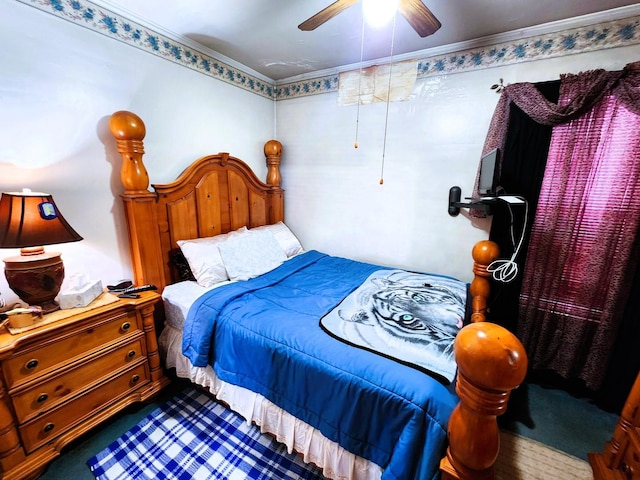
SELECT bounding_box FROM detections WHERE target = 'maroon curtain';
[515,67,640,389]
[481,62,640,153]
[475,62,640,202]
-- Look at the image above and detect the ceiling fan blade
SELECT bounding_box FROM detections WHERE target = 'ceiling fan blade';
[298,0,359,31]
[398,0,441,37]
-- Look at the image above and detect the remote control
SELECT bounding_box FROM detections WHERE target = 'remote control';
[121,284,158,294]
[118,293,141,299]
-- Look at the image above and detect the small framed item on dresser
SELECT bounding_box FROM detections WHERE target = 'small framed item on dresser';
[0,290,170,480]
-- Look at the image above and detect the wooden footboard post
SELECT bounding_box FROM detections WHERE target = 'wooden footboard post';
[440,323,527,480]
[440,239,528,479]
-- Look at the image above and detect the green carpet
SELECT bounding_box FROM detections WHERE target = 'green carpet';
[499,381,619,461]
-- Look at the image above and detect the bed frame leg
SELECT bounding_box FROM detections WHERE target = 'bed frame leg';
[440,322,527,480]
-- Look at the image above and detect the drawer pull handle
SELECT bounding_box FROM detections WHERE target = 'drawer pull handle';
[121,322,131,332]
[37,394,48,404]
[127,350,136,359]
[26,359,39,370]
[43,423,55,434]
[131,374,140,384]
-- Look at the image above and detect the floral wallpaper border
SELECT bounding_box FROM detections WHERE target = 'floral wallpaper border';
[16,0,640,101]
[16,0,275,99]
[277,14,640,99]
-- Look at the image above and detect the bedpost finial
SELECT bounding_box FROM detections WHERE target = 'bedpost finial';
[109,111,149,193]
[264,139,282,158]
[264,140,283,188]
[109,111,146,141]
[472,240,500,265]
[455,322,527,392]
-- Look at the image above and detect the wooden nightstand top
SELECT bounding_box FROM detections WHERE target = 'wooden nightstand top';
[0,290,161,356]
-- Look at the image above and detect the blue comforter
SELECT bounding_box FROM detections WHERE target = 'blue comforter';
[182,251,459,480]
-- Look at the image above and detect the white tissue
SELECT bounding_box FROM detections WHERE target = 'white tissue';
[58,278,103,309]
[67,273,89,290]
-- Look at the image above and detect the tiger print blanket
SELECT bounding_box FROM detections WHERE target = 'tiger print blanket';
[320,269,467,383]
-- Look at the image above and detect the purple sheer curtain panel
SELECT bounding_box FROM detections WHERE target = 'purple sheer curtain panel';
[517,83,640,389]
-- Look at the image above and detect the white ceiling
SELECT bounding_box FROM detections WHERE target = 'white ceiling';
[97,1,640,81]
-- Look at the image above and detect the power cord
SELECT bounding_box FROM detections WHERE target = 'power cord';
[487,196,529,283]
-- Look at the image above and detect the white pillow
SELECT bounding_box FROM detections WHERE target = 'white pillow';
[251,222,304,257]
[218,229,287,281]
[177,227,248,287]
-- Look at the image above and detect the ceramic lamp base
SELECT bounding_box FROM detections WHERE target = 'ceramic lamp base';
[3,250,64,314]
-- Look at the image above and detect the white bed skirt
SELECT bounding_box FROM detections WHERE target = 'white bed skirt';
[159,325,383,480]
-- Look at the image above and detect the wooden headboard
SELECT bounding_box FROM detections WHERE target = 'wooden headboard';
[109,110,284,291]
[108,109,499,322]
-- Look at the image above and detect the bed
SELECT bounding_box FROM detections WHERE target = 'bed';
[109,110,528,480]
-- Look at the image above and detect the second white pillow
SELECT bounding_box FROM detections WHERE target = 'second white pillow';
[218,229,288,281]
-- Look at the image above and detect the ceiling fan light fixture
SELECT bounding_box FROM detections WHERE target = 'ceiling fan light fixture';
[362,0,400,27]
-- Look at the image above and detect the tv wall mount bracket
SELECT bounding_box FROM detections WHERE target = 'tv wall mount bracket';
[448,186,525,216]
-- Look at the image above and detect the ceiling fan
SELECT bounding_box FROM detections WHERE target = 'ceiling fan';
[298,0,441,38]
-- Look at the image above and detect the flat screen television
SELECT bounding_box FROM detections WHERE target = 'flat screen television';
[478,148,500,196]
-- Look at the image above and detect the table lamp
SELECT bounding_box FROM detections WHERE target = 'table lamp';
[0,189,83,313]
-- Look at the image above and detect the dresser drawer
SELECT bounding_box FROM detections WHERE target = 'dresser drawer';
[19,361,149,453]
[3,310,140,389]
[11,335,147,423]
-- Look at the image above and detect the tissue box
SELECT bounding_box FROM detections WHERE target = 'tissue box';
[58,279,103,309]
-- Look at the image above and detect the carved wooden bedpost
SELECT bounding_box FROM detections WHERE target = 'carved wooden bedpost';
[109,111,166,289]
[469,240,500,323]
[441,322,527,479]
[440,239,528,480]
[264,139,284,224]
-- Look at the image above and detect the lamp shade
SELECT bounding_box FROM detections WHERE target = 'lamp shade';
[0,189,83,313]
[0,190,83,249]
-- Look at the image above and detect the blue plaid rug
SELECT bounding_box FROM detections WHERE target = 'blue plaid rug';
[88,387,326,479]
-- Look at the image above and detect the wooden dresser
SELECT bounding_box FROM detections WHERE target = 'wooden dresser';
[589,371,640,479]
[0,291,170,479]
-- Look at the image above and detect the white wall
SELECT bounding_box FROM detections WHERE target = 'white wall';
[277,46,639,282]
[1,1,638,310]
[0,1,274,306]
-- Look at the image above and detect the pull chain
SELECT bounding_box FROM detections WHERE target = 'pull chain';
[354,11,366,149]
[379,12,397,185]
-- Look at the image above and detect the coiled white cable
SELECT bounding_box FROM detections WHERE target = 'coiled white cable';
[487,197,528,283]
